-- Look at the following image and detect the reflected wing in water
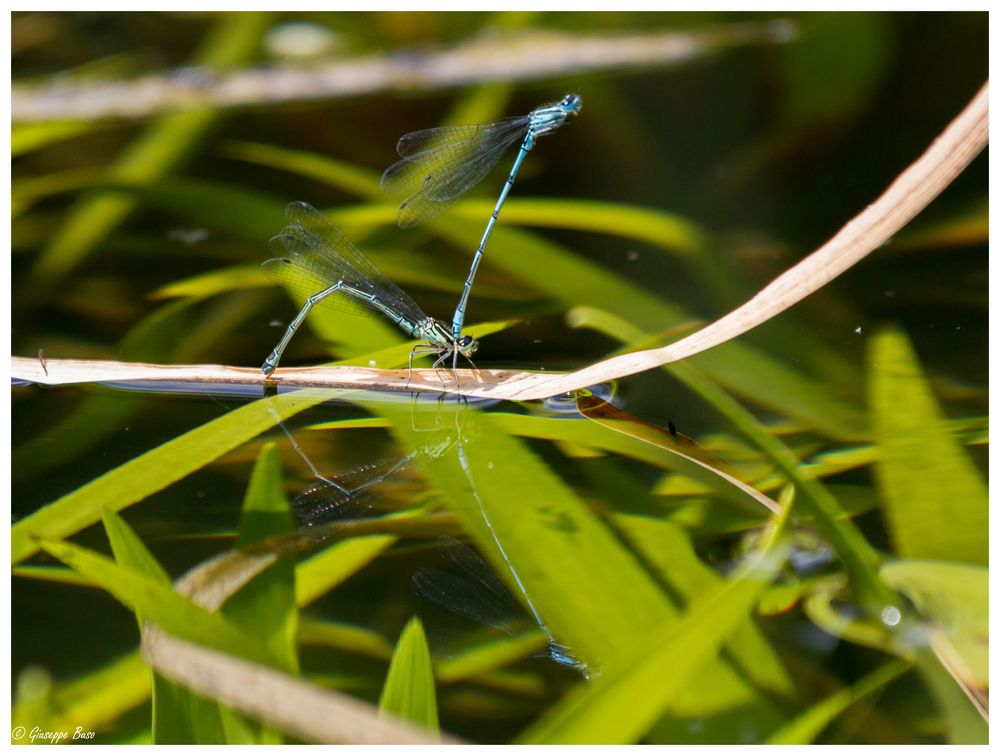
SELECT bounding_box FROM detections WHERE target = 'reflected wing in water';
[413,536,585,672]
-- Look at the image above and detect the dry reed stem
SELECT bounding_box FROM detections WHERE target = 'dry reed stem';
[13,24,794,122]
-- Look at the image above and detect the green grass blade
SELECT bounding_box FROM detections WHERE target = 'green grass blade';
[12,391,335,565]
[38,539,276,667]
[519,546,788,744]
[224,443,299,674]
[17,172,286,239]
[576,391,781,514]
[378,401,784,724]
[12,565,98,587]
[223,141,384,198]
[462,196,708,258]
[614,514,794,698]
[766,658,910,744]
[869,328,987,563]
[11,651,151,738]
[298,618,394,660]
[224,141,708,259]
[153,677,227,745]
[912,646,988,744]
[435,631,549,684]
[296,536,399,608]
[12,120,105,157]
[378,617,439,733]
[102,508,172,586]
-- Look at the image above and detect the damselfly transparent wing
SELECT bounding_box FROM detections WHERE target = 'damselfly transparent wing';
[293,478,374,529]
[382,118,529,228]
[412,536,525,634]
[412,535,586,671]
[263,238,372,319]
[262,201,430,324]
[293,454,416,528]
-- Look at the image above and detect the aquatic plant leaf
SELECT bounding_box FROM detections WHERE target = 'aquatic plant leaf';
[912,645,988,744]
[153,255,476,303]
[296,537,399,608]
[98,511,209,741]
[153,677,228,745]
[765,658,910,744]
[225,140,708,259]
[224,443,299,675]
[298,618,394,660]
[384,404,671,670]
[151,264,269,300]
[12,565,97,587]
[570,304,890,610]
[57,651,151,734]
[614,513,794,698]
[378,617,439,733]
[869,328,987,564]
[880,560,988,689]
[519,546,787,744]
[893,197,988,251]
[12,391,333,564]
[379,402,781,721]
[11,120,105,157]
[460,196,708,257]
[26,174,287,240]
[435,630,550,684]
[37,539,277,668]
[195,445,298,744]
[102,508,172,588]
[223,141,384,199]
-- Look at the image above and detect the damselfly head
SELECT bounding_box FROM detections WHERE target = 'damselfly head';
[559,93,582,115]
[457,334,479,358]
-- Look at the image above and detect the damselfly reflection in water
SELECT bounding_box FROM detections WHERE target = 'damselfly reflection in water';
[448,422,589,676]
[414,536,587,675]
[260,202,477,381]
[267,401,458,535]
[261,399,586,675]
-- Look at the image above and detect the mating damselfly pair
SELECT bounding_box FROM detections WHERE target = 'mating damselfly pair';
[260,93,582,379]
